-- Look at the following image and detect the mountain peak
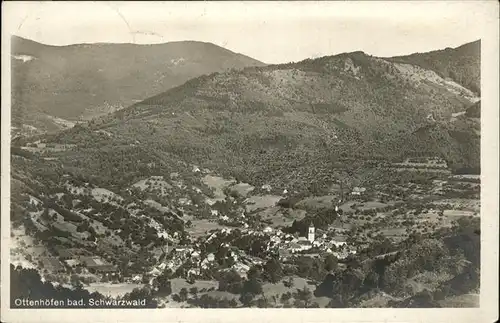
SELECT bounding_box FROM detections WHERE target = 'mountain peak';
[11,36,265,135]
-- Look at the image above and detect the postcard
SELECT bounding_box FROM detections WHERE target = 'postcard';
[1,1,498,322]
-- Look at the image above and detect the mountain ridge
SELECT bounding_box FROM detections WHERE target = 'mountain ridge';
[39,41,480,194]
[387,40,480,94]
[11,35,266,136]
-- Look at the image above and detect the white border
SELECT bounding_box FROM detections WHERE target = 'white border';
[1,2,499,323]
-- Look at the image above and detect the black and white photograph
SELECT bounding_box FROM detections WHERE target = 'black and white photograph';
[1,1,498,322]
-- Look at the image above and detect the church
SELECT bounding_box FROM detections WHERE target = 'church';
[308,224,315,243]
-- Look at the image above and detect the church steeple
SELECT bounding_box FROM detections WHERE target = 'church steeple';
[308,224,315,243]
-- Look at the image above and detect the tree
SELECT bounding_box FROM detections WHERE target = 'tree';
[280,292,291,304]
[228,299,238,308]
[239,292,254,307]
[218,270,244,294]
[179,288,188,302]
[314,273,335,298]
[256,297,270,308]
[324,254,338,272]
[263,258,284,283]
[154,274,172,296]
[70,274,82,289]
[243,277,263,296]
[363,270,380,290]
[247,265,262,281]
[283,277,294,288]
[293,286,313,308]
[142,274,151,284]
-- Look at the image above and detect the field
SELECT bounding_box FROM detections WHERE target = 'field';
[295,195,338,210]
[432,199,480,211]
[256,206,307,228]
[261,276,331,307]
[438,293,480,308]
[169,278,219,294]
[186,219,231,238]
[261,276,315,296]
[230,183,255,197]
[202,175,235,201]
[245,195,282,212]
[160,276,330,308]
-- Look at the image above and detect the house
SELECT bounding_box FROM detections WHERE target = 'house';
[332,241,347,248]
[201,254,216,269]
[178,198,192,206]
[288,240,313,253]
[230,251,239,262]
[149,267,161,276]
[249,256,264,265]
[80,256,117,273]
[240,255,264,266]
[174,245,193,253]
[312,240,323,247]
[232,262,250,278]
[270,235,281,244]
[351,187,366,196]
[278,248,292,260]
[263,226,273,234]
[207,253,215,262]
[333,251,350,259]
[64,259,80,268]
[261,184,272,192]
[188,268,201,277]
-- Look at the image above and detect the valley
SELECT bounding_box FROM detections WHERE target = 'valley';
[10,39,481,309]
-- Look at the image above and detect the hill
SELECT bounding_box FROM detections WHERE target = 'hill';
[11,36,265,136]
[388,40,480,94]
[38,44,480,192]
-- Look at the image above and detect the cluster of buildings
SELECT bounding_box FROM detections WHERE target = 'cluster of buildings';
[270,225,357,260]
[351,187,366,196]
[140,223,358,282]
[49,246,118,275]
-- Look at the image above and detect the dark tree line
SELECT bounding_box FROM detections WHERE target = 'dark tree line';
[10,265,158,308]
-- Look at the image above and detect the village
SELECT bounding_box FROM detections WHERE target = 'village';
[9,134,481,309]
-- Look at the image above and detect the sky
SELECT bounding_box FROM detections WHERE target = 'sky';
[3,1,494,64]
